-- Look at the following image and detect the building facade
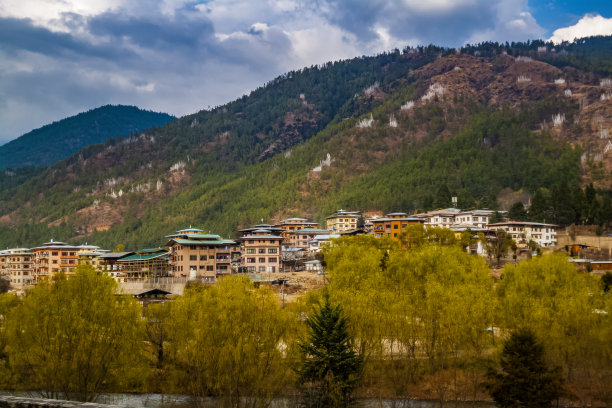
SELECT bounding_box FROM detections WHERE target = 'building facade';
[166,228,236,281]
[488,221,558,247]
[0,248,34,291]
[274,218,320,244]
[372,213,425,240]
[239,229,282,273]
[326,209,361,233]
[286,228,333,248]
[31,240,81,281]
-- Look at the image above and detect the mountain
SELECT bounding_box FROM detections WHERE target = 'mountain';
[0,105,176,170]
[0,38,611,250]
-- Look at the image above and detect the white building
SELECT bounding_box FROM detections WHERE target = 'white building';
[0,248,34,292]
[488,221,558,247]
[416,208,498,230]
[309,234,341,253]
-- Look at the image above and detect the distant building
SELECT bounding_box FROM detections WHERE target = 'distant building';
[488,221,558,247]
[416,208,462,229]
[115,248,171,280]
[304,259,323,272]
[309,234,341,253]
[238,229,282,273]
[287,227,333,248]
[0,248,34,291]
[372,212,425,240]
[31,240,81,281]
[274,218,319,245]
[166,228,236,282]
[326,209,361,233]
[415,208,497,230]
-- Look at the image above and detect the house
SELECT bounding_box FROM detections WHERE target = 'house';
[166,228,236,282]
[309,234,341,253]
[488,221,558,247]
[0,248,34,292]
[238,229,282,273]
[326,209,361,233]
[304,259,323,272]
[274,218,320,244]
[372,212,425,240]
[31,240,82,281]
[286,227,333,248]
[415,208,462,228]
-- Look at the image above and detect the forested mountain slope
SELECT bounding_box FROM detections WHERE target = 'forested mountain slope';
[0,105,176,170]
[1,38,611,249]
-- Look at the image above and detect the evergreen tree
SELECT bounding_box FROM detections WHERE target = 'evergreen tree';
[508,202,527,221]
[485,329,564,408]
[434,184,452,209]
[297,293,363,408]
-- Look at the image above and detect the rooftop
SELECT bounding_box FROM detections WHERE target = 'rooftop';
[168,238,235,246]
[488,221,558,227]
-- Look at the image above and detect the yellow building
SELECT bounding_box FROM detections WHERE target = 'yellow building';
[325,209,361,233]
[372,213,425,240]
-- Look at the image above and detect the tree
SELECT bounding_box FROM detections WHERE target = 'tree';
[297,293,363,408]
[508,202,527,221]
[0,277,9,294]
[434,184,452,209]
[602,272,612,293]
[485,229,515,267]
[485,328,564,408]
[4,265,145,401]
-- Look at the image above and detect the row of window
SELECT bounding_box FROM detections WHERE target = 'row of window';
[246,257,278,264]
[246,248,278,254]
[246,266,277,272]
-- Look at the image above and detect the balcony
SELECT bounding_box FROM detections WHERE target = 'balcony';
[216,269,231,275]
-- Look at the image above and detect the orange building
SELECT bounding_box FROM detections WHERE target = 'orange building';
[238,229,282,273]
[372,213,425,240]
[32,240,80,281]
[274,218,319,245]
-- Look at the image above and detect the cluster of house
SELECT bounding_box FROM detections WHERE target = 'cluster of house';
[1,208,563,293]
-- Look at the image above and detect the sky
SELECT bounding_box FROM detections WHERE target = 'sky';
[1,0,612,145]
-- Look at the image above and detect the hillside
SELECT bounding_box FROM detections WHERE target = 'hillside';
[0,105,176,170]
[0,38,611,249]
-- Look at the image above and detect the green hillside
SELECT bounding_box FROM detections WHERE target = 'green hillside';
[0,105,176,170]
[1,38,612,250]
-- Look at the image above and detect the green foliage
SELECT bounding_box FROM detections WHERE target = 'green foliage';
[602,272,612,293]
[0,105,175,170]
[297,293,363,408]
[3,265,146,401]
[165,276,295,407]
[485,328,564,408]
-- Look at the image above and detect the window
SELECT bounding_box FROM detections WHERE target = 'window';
[268,249,277,254]
[259,267,266,272]
[247,249,255,254]
[190,255,197,261]
[52,252,58,256]
[206,265,214,271]
[259,258,266,263]
[200,255,207,261]
[268,257,277,263]
[190,245,196,250]
[248,266,256,272]
[199,265,205,269]
[393,224,398,229]
[247,258,256,263]
[259,249,266,254]
[209,255,214,259]
[248,240,254,244]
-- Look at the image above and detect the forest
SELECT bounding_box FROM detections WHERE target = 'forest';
[1,37,612,249]
[0,236,610,407]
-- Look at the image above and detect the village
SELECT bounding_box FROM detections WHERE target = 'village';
[1,207,611,297]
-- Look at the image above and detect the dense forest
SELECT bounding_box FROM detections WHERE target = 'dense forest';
[1,37,612,249]
[0,105,176,170]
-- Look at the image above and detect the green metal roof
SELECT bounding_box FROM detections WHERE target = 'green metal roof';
[136,248,167,253]
[118,252,169,262]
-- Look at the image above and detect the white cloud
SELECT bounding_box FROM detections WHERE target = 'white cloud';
[549,14,612,44]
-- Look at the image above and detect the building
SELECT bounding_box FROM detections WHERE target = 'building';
[166,228,236,282]
[286,227,333,248]
[415,208,498,230]
[274,218,320,244]
[452,209,495,229]
[97,252,134,279]
[326,209,361,233]
[238,229,282,273]
[0,248,34,291]
[372,213,425,240]
[77,244,111,270]
[238,224,284,237]
[31,240,81,281]
[416,208,462,228]
[304,259,323,272]
[591,260,612,272]
[115,248,171,280]
[488,221,558,247]
[309,234,341,253]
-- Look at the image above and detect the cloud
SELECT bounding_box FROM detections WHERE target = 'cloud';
[549,14,612,44]
[0,0,552,144]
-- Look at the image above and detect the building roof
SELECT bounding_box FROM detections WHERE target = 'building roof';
[288,228,332,234]
[386,212,409,216]
[168,238,235,246]
[592,260,612,264]
[117,251,170,262]
[239,234,282,240]
[276,218,314,223]
[304,260,321,264]
[165,232,222,239]
[373,217,424,223]
[488,221,558,227]
[98,252,134,260]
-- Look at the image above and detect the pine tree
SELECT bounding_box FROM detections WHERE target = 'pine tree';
[297,293,363,408]
[485,328,564,408]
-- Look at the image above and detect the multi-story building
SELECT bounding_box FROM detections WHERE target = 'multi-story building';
[115,248,171,280]
[488,221,558,247]
[286,227,332,248]
[31,240,81,281]
[166,228,236,281]
[238,229,282,273]
[416,208,462,229]
[372,213,425,240]
[309,234,341,253]
[326,209,361,233]
[452,210,495,229]
[0,248,34,291]
[274,218,319,244]
[415,208,498,230]
[77,244,110,270]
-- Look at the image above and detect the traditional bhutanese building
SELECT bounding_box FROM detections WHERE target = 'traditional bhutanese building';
[0,248,34,292]
[115,248,171,280]
[372,213,425,240]
[238,229,282,273]
[488,221,558,247]
[166,228,237,282]
[274,218,320,244]
[325,209,361,233]
[286,227,333,248]
[31,240,81,281]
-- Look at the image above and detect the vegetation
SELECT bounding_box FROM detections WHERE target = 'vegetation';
[0,105,175,170]
[485,329,564,408]
[297,293,363,408]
